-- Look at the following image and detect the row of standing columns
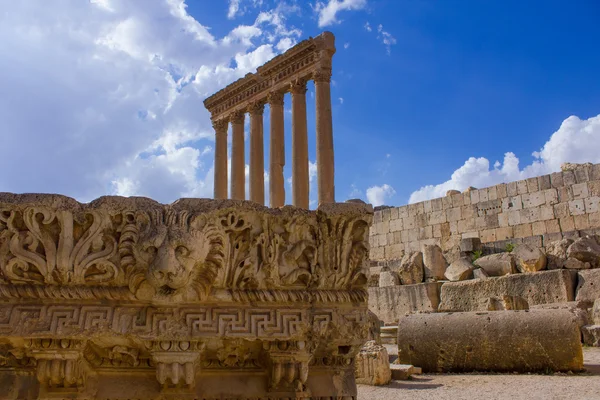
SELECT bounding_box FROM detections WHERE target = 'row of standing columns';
[212,71,334,208]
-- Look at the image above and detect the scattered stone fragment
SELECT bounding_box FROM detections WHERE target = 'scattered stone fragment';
[474,252,516,276]
[513,244,547,272]
[565,257,591,270]
[367,310,382,344]
[567,236,600,268]
[355,341,392,386]
[378,269,399,287]
[397,252,424,284]
[575,269,600,304]
[422,244,448,280]
[390,364,417,380]
[444,257,474,281]
[582,325,600,347]
[546,239,573,269]
[397,310,584,372]
[473,268,489,279]
[380,326,398,345]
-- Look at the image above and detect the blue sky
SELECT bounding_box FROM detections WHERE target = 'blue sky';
[0,0,599,207]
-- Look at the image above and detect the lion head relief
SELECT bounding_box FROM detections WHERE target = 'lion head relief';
[126,209,224,302]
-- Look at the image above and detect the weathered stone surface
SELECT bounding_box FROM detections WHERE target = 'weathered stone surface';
[380,326,398,345]
[439,270,577,311]
[379,269,399,287]
[397,310,584,372]
[473,268,489,279]
[575,269,600,304]
[446,190,461,196]
[368,283,444,324]
[567,235,600,268]
[422,244,447,280]
[390,364,418,380]
[582,325,600,347]
[355,341,392,386]
[531,301,590,329]
[594,299,600,324]
[513,244,547,272]
[546,239,573,269]
[474,252,516,276]
[460,237,482,253]
[486,295,529,311]
[444,257,474,281]
[367,310,382,344]
[0,194,372,399]
[565,257,592,269]
[396,251,424,285]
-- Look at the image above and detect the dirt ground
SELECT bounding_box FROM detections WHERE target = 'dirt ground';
[357,347,600,400]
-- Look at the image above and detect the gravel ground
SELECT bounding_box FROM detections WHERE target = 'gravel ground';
[357,347,600,400]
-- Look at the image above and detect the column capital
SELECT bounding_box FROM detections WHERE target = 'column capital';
[289,79,308,95]
[247,100,265,116]
[230,110,245,124]
[267,91,285,106]
[212,118,228,133]
[312,68,332,83]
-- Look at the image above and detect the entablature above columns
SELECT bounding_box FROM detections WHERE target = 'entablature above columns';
[204,31,336,121]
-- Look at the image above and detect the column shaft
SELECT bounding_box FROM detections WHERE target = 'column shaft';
[248,102,265,205]
[230,111,246,200]
[291,80,309,209]
[314,69,335,205]
[268,92,285,208]
[212,119,228,199]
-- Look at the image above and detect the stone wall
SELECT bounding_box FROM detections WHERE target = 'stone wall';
[370,163,600,261]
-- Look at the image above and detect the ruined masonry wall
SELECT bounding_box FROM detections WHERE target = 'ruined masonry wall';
[370,163,600,261]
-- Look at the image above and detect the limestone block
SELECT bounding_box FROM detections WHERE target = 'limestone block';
[565,257,591,269]
[444,258,474,281]
[530,301,590,330]
[390,364,418,380]
[546,239,573,269]
[396,251,424,285]
[594,299,600,324]
[486,295,529,311]
[379,270,399,287]
[368,283,444,324]
[446,190,460,196]
[380,326,398,345]
[474,252,516,276]
[582,325,600,347]
[473,268,489,280]
[422,244,448,280]
[397,310,583,373]
[439,270,577,311]
[355,341,392,386]
[567,235,600,268]
[575,269,600,304]
[513,244,547,272]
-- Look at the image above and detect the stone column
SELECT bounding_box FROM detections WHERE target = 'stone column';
[248,101,265,205]
[212,119,228,200]
[314,69,335,205]
[230,110,246,201]
[290,79,309,209]
[268,92,285,208]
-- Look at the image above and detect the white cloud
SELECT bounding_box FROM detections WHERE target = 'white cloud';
[0,0,300,204]
[338,97,344,104]
[366,184,395,206]
[343,42,350,49]
[364,21,372,32]
[408,114,600,204]
[276,37,295,52]
[377,23,396,55]
[315,0,368,27]
[228,0,242,19]
[347,183,362,199]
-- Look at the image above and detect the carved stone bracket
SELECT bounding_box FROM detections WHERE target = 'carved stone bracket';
[25,339,89,394]
[264,340,311,394]
[146,340,203,390]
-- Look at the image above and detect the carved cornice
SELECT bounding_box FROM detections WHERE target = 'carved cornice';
[289,79,308,95]
[229,110,245,124]
[204,31,336,120]
[267,91,285,106]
